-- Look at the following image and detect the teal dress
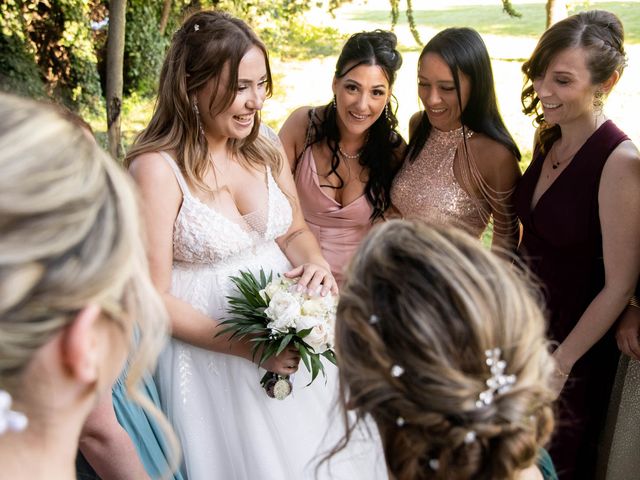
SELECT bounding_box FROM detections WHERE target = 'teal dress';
[112,372,184,480]
[539,448,558,480]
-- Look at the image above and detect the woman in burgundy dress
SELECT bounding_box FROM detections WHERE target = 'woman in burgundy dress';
[514,10,640,480]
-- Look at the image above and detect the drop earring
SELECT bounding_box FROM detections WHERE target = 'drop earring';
[192,97,205,137]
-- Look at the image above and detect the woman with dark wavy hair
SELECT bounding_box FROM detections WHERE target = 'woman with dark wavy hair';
[279,30,405,285]
[515,10,640,479]
[392,27,521,253]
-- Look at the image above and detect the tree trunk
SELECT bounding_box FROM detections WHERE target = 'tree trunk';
[106,0,126,159]
[159,0,172,35]
[546,0,568,28]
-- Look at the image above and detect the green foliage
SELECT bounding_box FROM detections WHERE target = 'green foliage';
[0,31,46,98]
[501,0,523,18]
[0,0,102,112]
[124,0,169,96]
[260,23,344,60]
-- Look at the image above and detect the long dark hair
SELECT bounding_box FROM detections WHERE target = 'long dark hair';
[300,30,404,221]
[407,28,520,163]
[522,10,626,153]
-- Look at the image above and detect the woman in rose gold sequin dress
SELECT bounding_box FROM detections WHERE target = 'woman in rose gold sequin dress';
[392,28,521,252]
[280,31,405,284]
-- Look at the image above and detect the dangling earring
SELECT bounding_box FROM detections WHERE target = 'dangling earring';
[384,103,391,122]
[192,97,205,137]
[331,95,337,110]
[593,90,604,123]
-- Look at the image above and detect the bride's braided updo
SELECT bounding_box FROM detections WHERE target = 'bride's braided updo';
[334,220,555,479]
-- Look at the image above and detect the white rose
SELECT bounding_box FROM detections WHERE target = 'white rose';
[262,278,285,301]
[295,314,321,333]
[264,290,301,332]
[301,293,338,315]
[303,323,330,353]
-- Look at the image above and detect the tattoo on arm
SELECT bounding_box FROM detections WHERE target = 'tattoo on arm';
[283,228,307,251]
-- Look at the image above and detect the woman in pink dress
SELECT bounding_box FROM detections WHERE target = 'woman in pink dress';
[279,30,405,284]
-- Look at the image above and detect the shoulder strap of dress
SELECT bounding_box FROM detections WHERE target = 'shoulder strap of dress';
[293,107,316,174]
[158,151,191,198]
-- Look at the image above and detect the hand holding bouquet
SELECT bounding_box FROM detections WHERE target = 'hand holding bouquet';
[218,269,337,399]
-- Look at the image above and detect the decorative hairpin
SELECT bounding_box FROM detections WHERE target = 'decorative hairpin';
[464,430,477,444]
[0,390,28,435]
[396,416,405,427]
[475,348,517,408]
[369,314,379,325]
[194,24,200,32]
[391,364,405,377]
[428,458,440,470]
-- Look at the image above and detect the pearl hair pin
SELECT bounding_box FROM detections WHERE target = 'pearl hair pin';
[475,348,517,408]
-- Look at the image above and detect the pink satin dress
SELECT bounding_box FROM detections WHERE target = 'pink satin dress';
[295,146,373,285]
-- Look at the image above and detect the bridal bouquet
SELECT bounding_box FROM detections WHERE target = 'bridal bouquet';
[218,269,337,400]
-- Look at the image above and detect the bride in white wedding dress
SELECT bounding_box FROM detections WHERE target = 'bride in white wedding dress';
[125,10,386,480]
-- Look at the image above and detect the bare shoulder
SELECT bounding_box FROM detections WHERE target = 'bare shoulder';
[128,151,181,195]
[468,133,519,174]
[279,106,313,136]
[604,139,640,172]
[600,139,640,192]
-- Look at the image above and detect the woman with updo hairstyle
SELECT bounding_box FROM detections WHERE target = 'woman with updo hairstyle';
[279,30,405,285]
[333,220,557,479]
[0,93,172,479]
[392,27,521,253]
[515,10,640,479]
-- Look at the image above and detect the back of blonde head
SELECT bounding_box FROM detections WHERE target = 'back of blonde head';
[336,220,555,480]
[0,93,167,405]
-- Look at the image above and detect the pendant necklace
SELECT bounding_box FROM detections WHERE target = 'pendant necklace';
[549,144,579,170]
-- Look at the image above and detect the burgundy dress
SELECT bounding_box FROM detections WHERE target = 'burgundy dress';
[514,120,629,480]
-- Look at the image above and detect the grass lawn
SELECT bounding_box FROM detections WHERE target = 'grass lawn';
[344,1,640,46]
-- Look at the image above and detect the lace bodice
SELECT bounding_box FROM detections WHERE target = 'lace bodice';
[159,152,292,265]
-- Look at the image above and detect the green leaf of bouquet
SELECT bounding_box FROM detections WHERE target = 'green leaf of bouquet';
[275,334,293,356]
[297,343,312,372]
[310,355,320,384]
[296,327,313,338]
[321,349,337,365]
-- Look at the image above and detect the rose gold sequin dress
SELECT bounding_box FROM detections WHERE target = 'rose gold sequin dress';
[391,126,490,237]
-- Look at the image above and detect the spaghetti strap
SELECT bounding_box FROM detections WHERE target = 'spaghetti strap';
[158,151,191,198]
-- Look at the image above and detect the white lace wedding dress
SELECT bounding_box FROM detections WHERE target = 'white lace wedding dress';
[155,151,386,480]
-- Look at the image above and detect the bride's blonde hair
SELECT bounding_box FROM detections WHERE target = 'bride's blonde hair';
[0,93,178,473]
[335,220,555,479]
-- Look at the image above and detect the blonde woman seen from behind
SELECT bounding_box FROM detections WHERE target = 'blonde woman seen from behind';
[0,93,171,480]
[334,220,557,480]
